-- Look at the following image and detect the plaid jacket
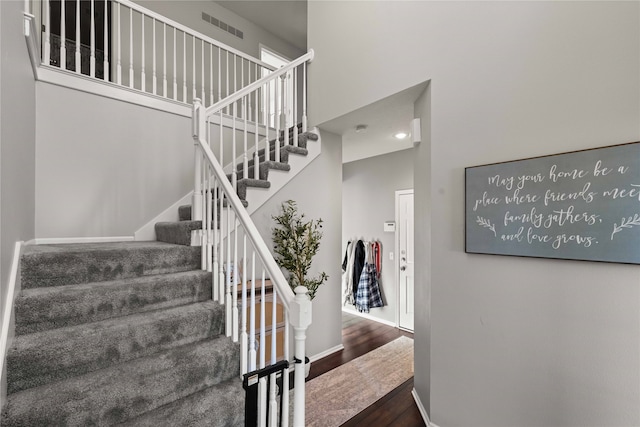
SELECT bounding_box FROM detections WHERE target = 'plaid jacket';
[355,262,384,313]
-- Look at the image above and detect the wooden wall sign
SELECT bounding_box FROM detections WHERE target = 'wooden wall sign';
[465,141,640,264]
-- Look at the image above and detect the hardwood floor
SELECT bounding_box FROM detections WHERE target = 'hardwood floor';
[307,312,426,427]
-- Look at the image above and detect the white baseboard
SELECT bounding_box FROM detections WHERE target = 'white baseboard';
[308,344,344,363]
[27,236,135,245]
[341,307,397,328]
[411,388,438,427]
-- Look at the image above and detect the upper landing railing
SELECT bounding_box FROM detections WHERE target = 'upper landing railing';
[24,0,276,107]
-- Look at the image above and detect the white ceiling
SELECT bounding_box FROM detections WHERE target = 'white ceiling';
[216,0,308,51]
[320,82,429,163]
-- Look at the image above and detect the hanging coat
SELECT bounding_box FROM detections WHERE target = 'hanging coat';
[355,243,384,313]
[352,240,366,300]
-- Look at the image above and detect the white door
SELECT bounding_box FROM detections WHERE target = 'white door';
[397,190,414,331]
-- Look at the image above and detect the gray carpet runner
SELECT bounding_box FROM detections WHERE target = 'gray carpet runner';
[1,241,244,426]
[156,126,318,246]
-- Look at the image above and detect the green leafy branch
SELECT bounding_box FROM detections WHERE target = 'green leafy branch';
[272,200,328,300]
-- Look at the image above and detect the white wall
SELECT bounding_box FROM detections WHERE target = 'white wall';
[309,2,640,426]
[250,130,343,359]
[35,83,193,238]
[1,0,36,405]
[342,148,414,324]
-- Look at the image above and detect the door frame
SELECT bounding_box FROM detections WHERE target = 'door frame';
[395,188,414,331]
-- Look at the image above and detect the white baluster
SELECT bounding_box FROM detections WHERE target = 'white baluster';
[192,35,196,102]
[43,0,50,65]
[225,50,229,113]
[60,0,66,70]
[240,235,248,375]
[269,369,278,427]
[269,291,277,425]
[201,41,205,105]
[225,198,232,337]
[260,270,266,369]
[271,288,277,364]
[182,32,187,103]
[90,0,95,77]
[103,0,108,81]
[254,83,260,180]
[249,253,257,371]
[172,27,177,100]
[302,61,307,132]
[218,110,231,304]
[162,23,167,96]
[243,97,248,180]
[207,166,213,274]
[281,312,290,427]
[259,376,268,427]
[283,75,290,148]
[217,48,221,103]
[209,44,214,106]
[128,7,133,87]
[212,177,219,301]
[232,215,239,343]
[201,154,207,270]
[265,81,270,161]
[140,13,145,92]
[293,69,299,147]
[192,100,203,222]
[275,77,281,162]
[152,18,156,93]
[76,0,81,74]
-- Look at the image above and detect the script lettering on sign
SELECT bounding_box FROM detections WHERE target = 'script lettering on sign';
[465,142,640,264]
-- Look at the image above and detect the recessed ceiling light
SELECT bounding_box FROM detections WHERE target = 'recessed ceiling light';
[394,132,408,140]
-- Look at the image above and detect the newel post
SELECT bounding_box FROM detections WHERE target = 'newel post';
[290,286,312,427]
[191,99,204,222]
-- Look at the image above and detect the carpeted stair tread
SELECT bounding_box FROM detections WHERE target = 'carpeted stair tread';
[20,241,201,289]
[236,178,270,201]
[7,300,225,394]
[1,334,240,426]
[250,141,308,163]
[120,377,244,426]
[155,221,203,246]
[236,160,291,181]
[14,269,212,335]
[178,200,249,222]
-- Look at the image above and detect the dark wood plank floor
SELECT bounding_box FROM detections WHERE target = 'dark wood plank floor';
[307,312,426,427]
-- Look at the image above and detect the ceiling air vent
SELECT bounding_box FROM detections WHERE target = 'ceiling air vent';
[202,12,244,40]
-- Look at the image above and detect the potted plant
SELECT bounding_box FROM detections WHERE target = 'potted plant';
[271,200,328,301]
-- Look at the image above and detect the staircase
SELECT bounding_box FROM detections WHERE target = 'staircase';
[155,124,319,246]
[6,4,315,422]
[1,241,244,426]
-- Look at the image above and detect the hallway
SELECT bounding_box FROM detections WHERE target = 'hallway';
[308,313,424,426]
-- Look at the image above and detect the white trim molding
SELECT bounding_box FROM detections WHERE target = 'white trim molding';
[28,236,135,245]
[341,307,397,328]
[308,344,344,363]
[1,242,24,409]
[412,388,439,427]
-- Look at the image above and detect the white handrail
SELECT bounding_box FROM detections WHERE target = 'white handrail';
[192,44,314,423]
[192,118,294,310]
[0,242,23,409]
[205,49,314,117]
